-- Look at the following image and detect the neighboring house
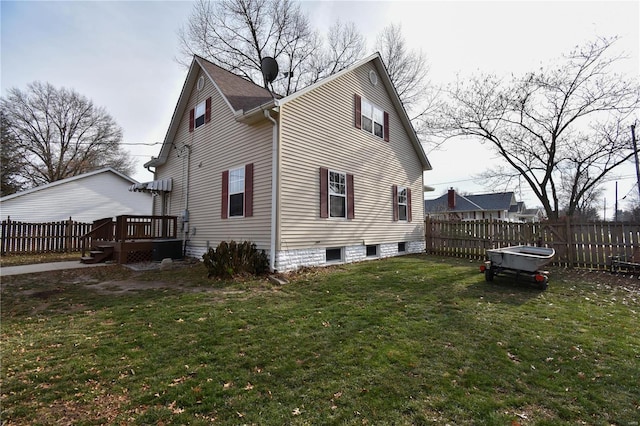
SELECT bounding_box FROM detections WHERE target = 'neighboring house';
[143,53,432,272]
[0,168,152,223]
[424,188,544,222]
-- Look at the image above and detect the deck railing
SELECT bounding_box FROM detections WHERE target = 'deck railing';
[114,215,177,241]
[79,215,178,258]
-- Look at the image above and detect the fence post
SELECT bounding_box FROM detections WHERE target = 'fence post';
[0,216,8,255]
[565,216,574,267]
[424,217,430,252]
[65,217,73,253]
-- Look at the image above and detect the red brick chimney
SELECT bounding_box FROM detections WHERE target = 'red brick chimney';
[448,188,455,209]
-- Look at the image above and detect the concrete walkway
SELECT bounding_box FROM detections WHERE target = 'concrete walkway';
[1,261,109,277]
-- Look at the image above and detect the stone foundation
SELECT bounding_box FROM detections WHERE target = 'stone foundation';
[185,240,426,272]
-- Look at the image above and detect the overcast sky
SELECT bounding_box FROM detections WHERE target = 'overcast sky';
[2,1,638,217]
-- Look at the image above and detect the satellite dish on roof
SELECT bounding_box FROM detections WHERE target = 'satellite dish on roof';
[261,57,279,85]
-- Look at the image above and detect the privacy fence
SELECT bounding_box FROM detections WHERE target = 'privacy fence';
[1,217,92,255]
[425,218,640,270]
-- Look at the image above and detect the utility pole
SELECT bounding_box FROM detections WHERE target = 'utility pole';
[632,125,640,201]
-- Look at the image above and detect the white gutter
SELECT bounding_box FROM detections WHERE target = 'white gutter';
[264,108,278,272]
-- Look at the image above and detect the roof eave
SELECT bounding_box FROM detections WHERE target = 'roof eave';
[234,100,278,124]
[149,58,203,169]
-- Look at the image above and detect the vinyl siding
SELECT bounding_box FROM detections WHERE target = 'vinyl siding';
[278,62,424,250]
[154,70,273,252]
[1,172,151,222]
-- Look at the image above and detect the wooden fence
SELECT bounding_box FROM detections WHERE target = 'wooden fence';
[1,217,92,255]
[425,218,640,270]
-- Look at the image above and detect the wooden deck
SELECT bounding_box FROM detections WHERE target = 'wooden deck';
[80,215,180,264]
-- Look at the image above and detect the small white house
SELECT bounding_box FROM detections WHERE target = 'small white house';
[0,168,152,223]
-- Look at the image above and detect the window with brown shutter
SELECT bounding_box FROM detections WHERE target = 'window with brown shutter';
[189,108,195,132]
[394,185,409,221]
[392,185,399,221]
[320,167,329,218]
[221,170,229,219]
[205,97,212,123]
[354,94,362,129]
[356,94,388,141]
[383,111,389,142]
[320,168,354,220]
[347,173,354,219]
[244,163,253,217]
[221,164,253,219]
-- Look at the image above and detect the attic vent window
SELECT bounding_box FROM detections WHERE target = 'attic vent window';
[197,76,205,91]
[369,70,378,86]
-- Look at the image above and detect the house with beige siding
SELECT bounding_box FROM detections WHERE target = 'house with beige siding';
[144,53,432,271]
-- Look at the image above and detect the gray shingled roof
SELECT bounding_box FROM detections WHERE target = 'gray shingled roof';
[424,191,517,213]
[196,56,275,112]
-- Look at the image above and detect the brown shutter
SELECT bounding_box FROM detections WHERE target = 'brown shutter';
[392,185,398,221]
[320,167,328,218]
[407,188,412,222]
[383,111,390,142]
[244,163,253,217]
[189,108,195,132]
[354,94,362,129]
[347,173,354,219]
[221,170,229,219]
[205,97,212,123]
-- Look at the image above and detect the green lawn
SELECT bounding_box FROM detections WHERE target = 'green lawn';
[1,255,638,425]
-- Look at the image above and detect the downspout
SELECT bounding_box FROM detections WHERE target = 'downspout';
[264,108,278,272]
[183,144,191,256]
[146,164,157,216]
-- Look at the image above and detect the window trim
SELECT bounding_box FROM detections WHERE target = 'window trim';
[366,244,379,258]
[326,247,343,263]
[397,186,408,221]
[189,97,212,132]
[354,94,389,141]
[320,167,354,220]
[228,166,245,218]
[221,164,253,219]
[392,184,412,222]
[329,170,347,219]
[194,100,206,129]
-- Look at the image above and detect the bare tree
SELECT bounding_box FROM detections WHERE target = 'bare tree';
[376,23,430,116]
[1,81,135,188]
[1,111,25,196]
[177,0,365,96]
[427,37,640,220]
[301,20,366,88]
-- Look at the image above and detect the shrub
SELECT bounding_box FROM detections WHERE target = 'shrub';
[202,240,269,278]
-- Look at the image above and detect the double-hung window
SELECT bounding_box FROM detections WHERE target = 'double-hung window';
[194,100,206,128]
[189,97,212,132]
[361,99,384,138]
[397,187,408,221]
[354,94,389,141]
[319,167,354,219]
[329,171,346,218]
[221,164,254,219]
[392,184,412,222]
[228,167,245,217]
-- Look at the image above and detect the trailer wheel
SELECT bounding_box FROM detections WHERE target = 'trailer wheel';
[539,276,549,291]
[485,268,494,282]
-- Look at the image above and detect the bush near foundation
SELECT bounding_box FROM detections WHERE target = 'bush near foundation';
[202,240,269,278]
